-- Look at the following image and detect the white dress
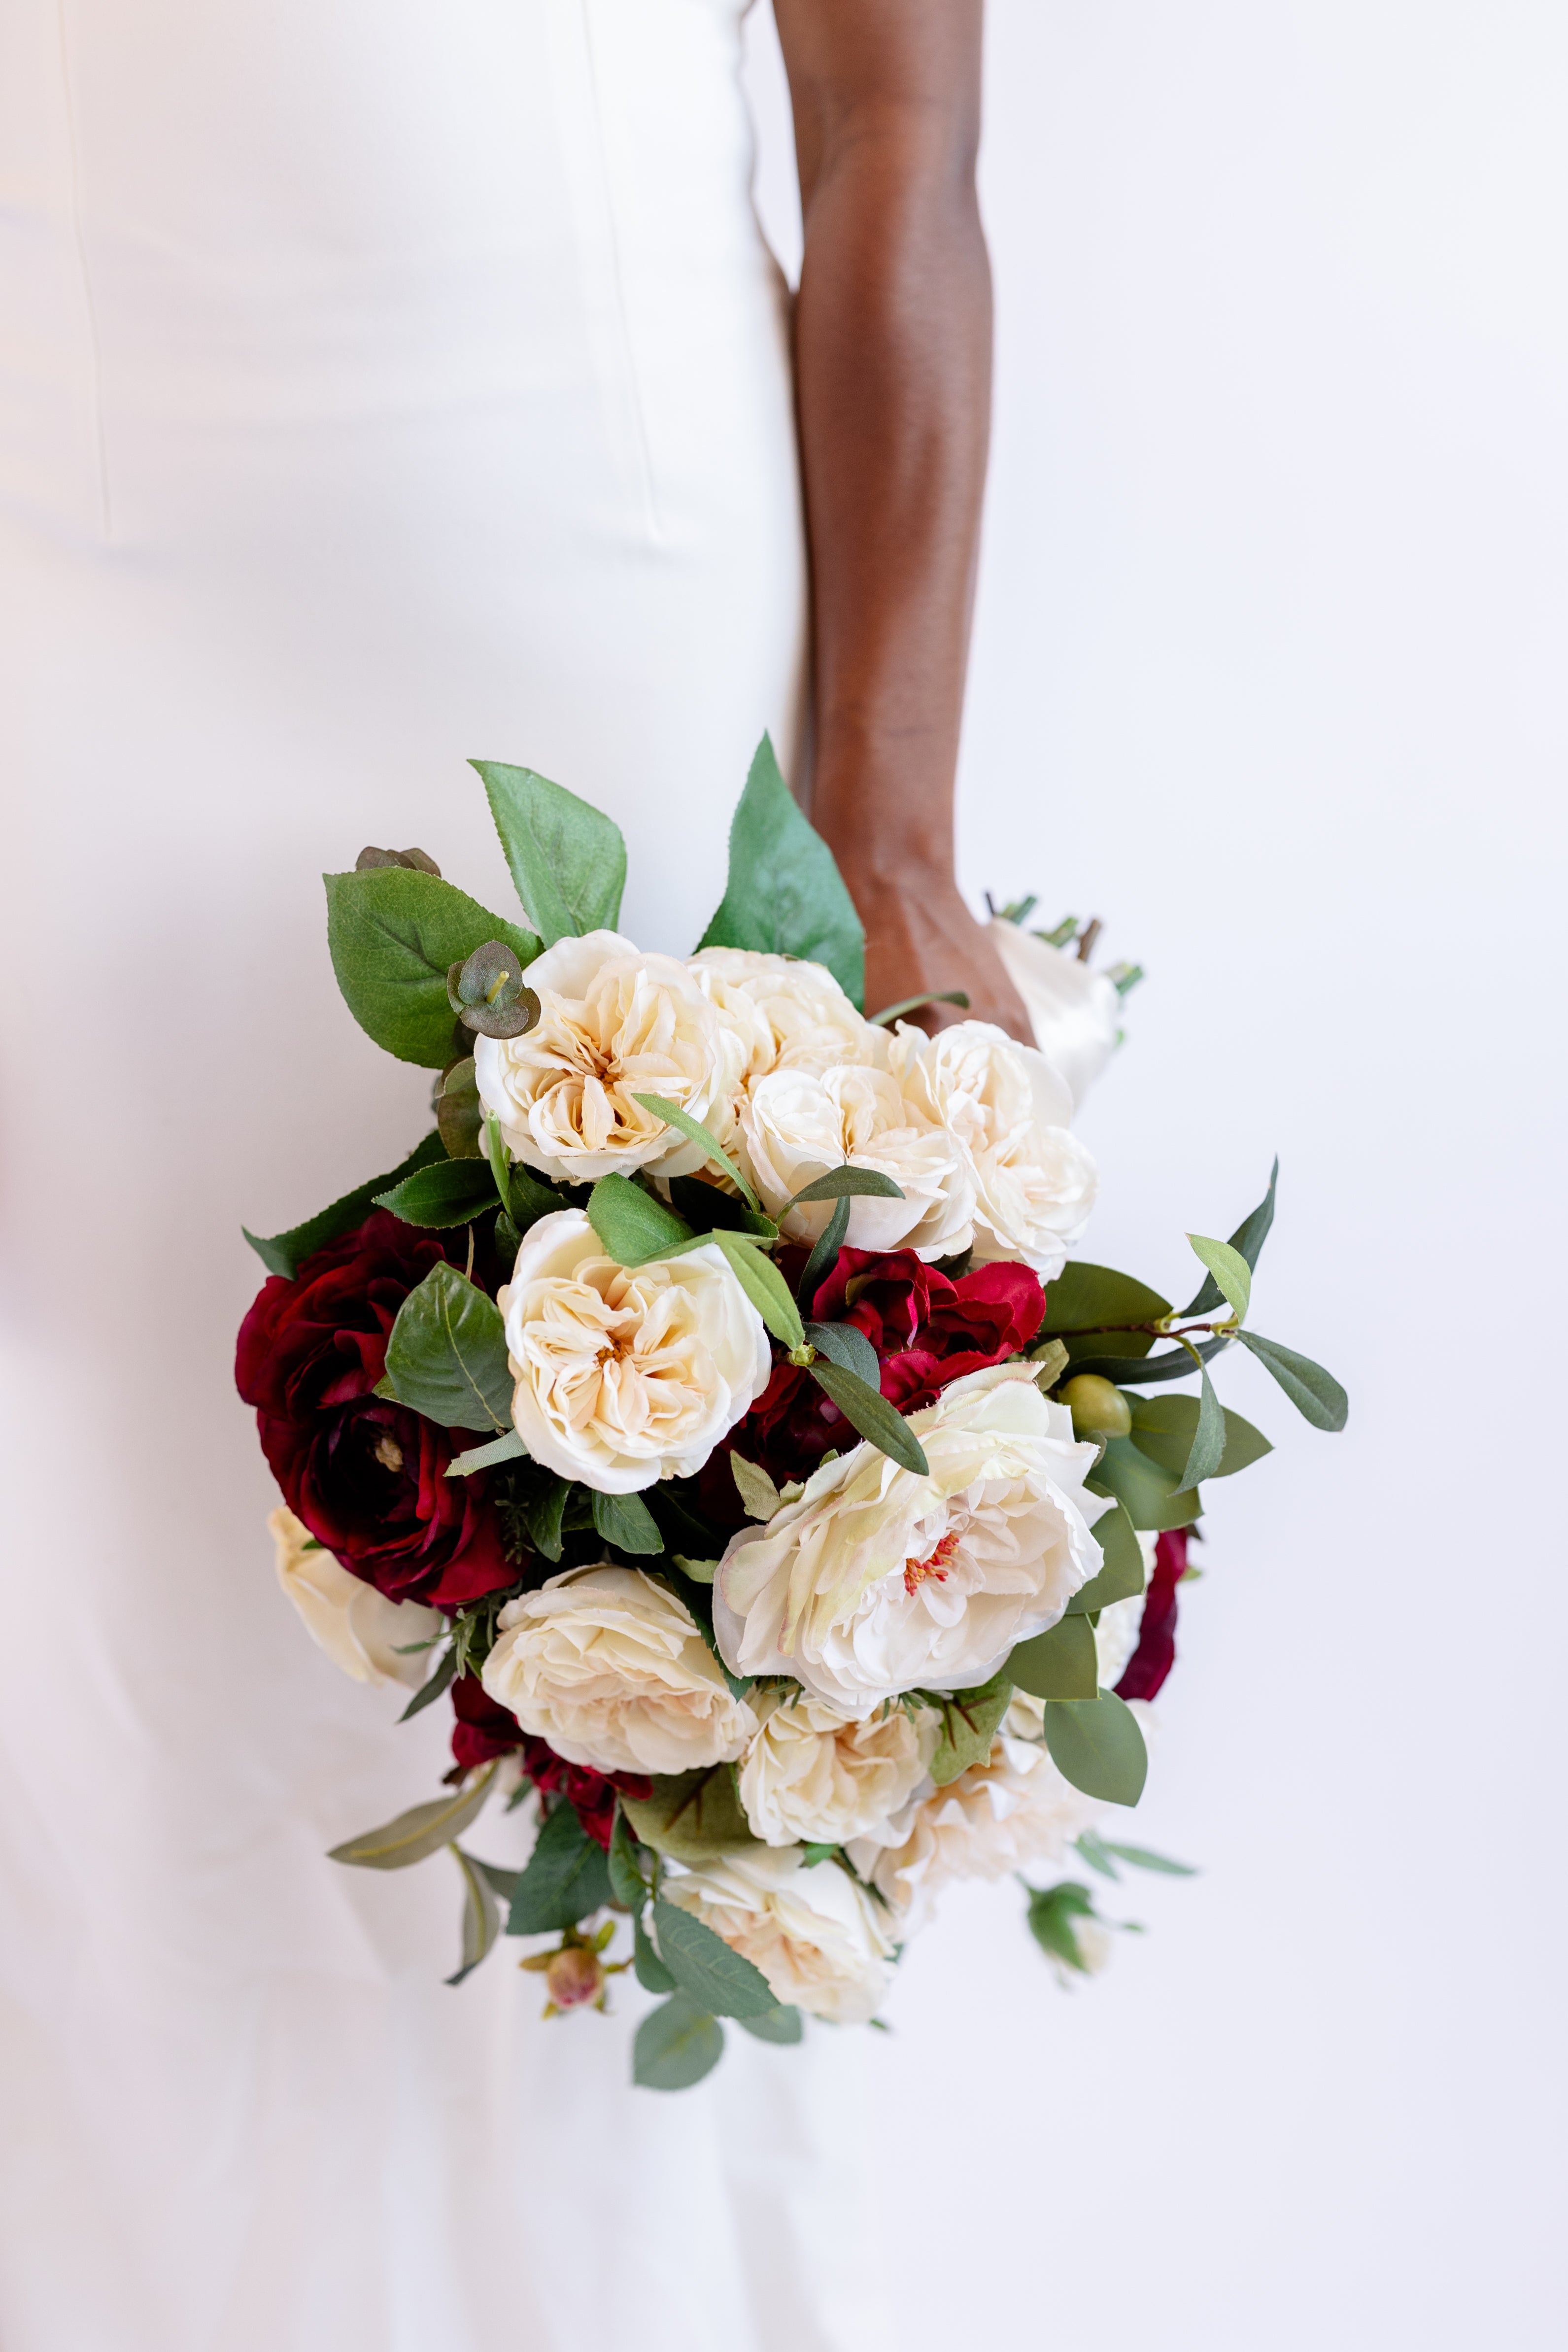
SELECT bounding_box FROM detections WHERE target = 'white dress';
[0,4,888,2347]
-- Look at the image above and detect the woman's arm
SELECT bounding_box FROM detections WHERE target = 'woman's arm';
[772,0,1028,1038]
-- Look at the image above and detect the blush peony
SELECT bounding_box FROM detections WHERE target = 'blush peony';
[738,1690,938,1848]
[479,1565,757,1776]
[713,1363,1109,1714]
[661,1845,897,2024]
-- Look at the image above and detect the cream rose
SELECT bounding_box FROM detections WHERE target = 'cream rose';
[499,1209,771,1492]
[474,930,752,1184]
[738,1690,938,1848]
[480,1564,757,1775]
[688,948,878,1080]
[738,1064,975,1260]
[714,1363,1109,1714]
[662,1845,897,2024]
[889,1019,1097,1277]
[269,1507,441,1689]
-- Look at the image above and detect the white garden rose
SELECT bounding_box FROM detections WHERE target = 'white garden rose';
[688,948,878,1079]
[499,1209,771,1492]
[480,1564,757,1775]
[714,1363,1109,1714]
[889,1019,1097,1278]
[739,1064,975,1260]
[738,1689,939,1848]
[662,1844,897,2024]
[474,930,753,1184]
[269,1507,441,1689]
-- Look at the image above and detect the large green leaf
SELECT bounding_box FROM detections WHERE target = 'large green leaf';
[327,1765,497,1870]
[696,734,866,1008]
[808,1359,929,1475]
[1042,1262,1171,1362]
[621,1768,760,1864]
[651,1898,777,2019]
[324,866,539,1066]
[1007,1614,1099,1701]
[1237,1332,1349,1431]
[374,1157,501,1228]
[633,1994,725,2090]
[736,2003,804,2045]
[1129,1394,1272,1481]
[445,1846,503,1985]
[633,1912,677,1992]
[1043,1692,1149,1805]
[927,1669,1013,1785]
[472,760,627,944]
[383,1261,513,1433]
[1065,1497,1146,1614]
[591,1490,665,1556]
[243,1132,446,1278]
[1090,1436,1201,1532]
[506,1801,614,1934]
[586,1173,693,1266]
[1182,1159,1278,1316]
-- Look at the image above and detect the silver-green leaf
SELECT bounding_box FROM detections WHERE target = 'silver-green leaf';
[328,1765,497,1871]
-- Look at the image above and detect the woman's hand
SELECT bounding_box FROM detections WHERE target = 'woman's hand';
[854,869,1032,1041]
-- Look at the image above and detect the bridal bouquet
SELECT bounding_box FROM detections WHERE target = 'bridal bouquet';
[238,741,1344,2088]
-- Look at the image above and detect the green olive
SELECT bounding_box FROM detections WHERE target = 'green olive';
[1060,1374,1133,1440]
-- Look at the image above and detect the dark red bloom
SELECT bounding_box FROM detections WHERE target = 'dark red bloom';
[710,1245,1046,1494]
[449,1677,648,1851]
[1115,1528,1190,1703]
[236,1210,515,1607]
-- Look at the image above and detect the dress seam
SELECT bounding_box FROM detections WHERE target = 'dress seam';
[578,0,663,544]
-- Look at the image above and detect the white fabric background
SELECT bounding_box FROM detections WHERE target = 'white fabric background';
[0,1,1563,2348]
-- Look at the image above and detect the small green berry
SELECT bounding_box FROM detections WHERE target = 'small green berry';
[1060,1374,1132,1440]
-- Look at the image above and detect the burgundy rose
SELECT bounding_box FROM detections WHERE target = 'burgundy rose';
[236,1210,516,1607]
[449,1676,648,1850]
[1115,1528,1190,1703]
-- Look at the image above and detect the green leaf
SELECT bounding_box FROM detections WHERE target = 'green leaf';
[1186,1233,1252,1323]
[1065,1498,1147,1614]
[797,1195,850,1313]
[1043,1693,1149,1805]
[1236,1332,1348,1432]
[374,1157,501,1228]
[1073,1828,1123,1880]
[1182,1159,1278,1316]
[651,1897,777,2018]
[1042,1263,1171,1363]
[591,1489,665,1556]
[468,1855,521,1902]
[445,1845,502,1985]
[1090,1436,1201,1532]
[867,990,970,1027]
[506,1800,614,1933]
[696,733,866,1007]
[632,1994,725,2090]
[243,1132,446,1279]
[608,1805,650,1915]
[735,2003,804,2045]
[523,1474,569,1562]
[928,1668,1013,1785]
[1099,1841,1198,1876]
[1026,1879,1101,1971]
[1066,1336,1232,1387]
[585,1173,694,1266]
[730,1453,784,1522]
[785,1167,905,1210]
[808,1359,929,1475]
[800,1843,839,1866]
[667,1176,777,1238]
[327,1765,497,1870]
[434,1057,485,1159]
[631,1093,761,1211]
[633,1910,677,1992]
[397,1642,458,1722]
[1007,1613,1099,1701]
[507,1160,571,1230]
[383,1261,514,1433]
[324,867,539,1067]
[472,759,627,945]
[802,1320,881,1389]
[714,1230,806,1351]
[444,1428,528,1478]
[1179,1368,1228,1488]
[621,1767,760,1864]
[1128,1394,1272,1481]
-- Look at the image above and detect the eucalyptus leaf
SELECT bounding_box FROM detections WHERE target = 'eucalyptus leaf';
[632,1994,724,2090]
[715,1230,805,1351]
[324,866,539,1067]
[444,1428,528,1478]
[808,1359,929,1475]
[1090,1437,1201,1532]
[1129,1394,1271,1480]
[1006,1614,1099,1702]
[802,1320,881,1390]
[1180,1368,1228,1488]
[374,1157,501,1228]
[445,1845,502,1986]
[697,734,865,1005]
[633,1911,677,1992]
[785,1167,905,1209]
[1182,1159,1278,1316]
[1042,1693,1149,1806]
[632,1093,760,1211]
[928,1669,1013,1785]
[591,1489,664,1556]
[243,1132,446,1279]
[621,1767,760,1864]
[398,1642,458,1722]
[798,1195,851,1315]
[585,1173,694,1266]
[472,759,627,944]
[383,1261,513,1433]
[1236,1332,1348,1431]
[328,1765,497,1871]
[1065,1497,1146,1614]
[1186,1232,1252,1323]
[735,2004,805,2045]
[651,1898,777,2018]
[506,1800,614,1934]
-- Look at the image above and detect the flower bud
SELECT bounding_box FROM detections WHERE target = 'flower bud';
[545,1943,605,2011]
[1060,1374,1132,1440]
